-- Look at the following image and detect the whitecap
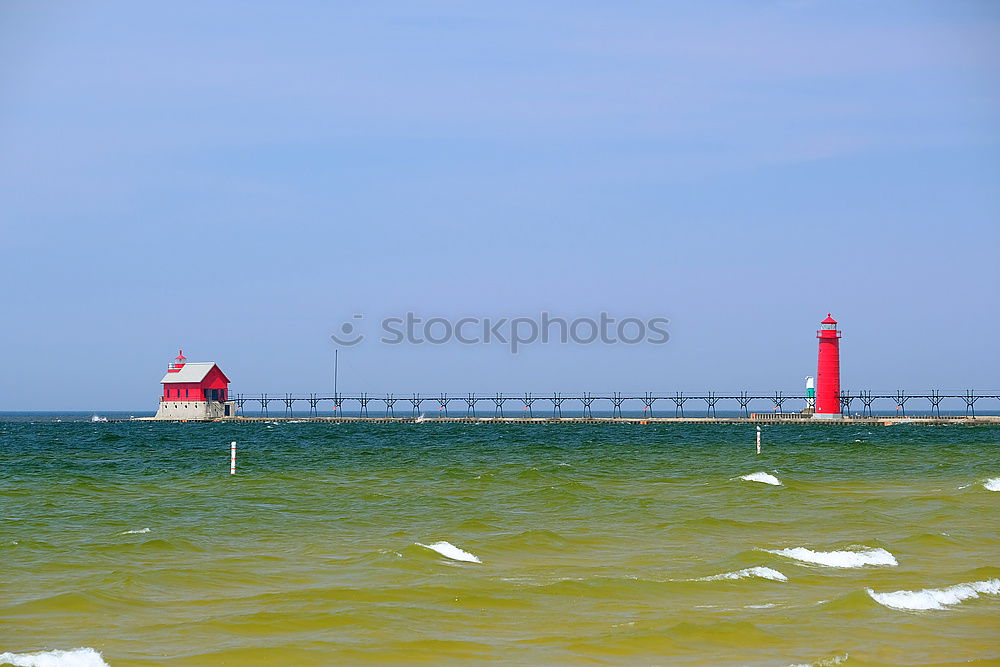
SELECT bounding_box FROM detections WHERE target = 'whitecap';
[788,655,848,667]
[984,478,1000,491]
[867,578,1000,611]
[119,528,149,535]
[739,472,782,486]
[693,566,787,582]
[765,546,897,568]
[0,648,110,667]
[416,541,482,563]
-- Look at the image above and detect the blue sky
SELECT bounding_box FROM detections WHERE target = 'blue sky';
[2,1,998,410]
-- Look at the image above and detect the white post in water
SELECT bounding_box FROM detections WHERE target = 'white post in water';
[230,441,236,475]
[756,426,761,455]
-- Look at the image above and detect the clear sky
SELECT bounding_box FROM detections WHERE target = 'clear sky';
[2,1,998,411]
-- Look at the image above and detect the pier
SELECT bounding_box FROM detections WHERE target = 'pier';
[204,390,1000,422]
[214,415,1000,425]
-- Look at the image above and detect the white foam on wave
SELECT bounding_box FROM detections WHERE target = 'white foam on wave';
[739,472,782,486]
[867,578,1000,611]
[377,548,403,558]
[0,648,109,667]
[118,528,149,535]
[416,541,482,563]
[984,478,1000,491]
[765,546,897,568]
[693,566,788,582]
[788,654,848,667]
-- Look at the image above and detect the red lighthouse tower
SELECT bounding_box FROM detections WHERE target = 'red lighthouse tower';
[814,314,842,419]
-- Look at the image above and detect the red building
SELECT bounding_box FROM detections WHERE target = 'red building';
[813,314,842,419]
[154,350,233,419]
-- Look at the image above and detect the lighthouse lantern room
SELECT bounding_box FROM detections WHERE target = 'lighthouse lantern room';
[153,350,234,420]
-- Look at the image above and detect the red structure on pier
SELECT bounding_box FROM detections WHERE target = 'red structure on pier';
[153,350,233,419]
[161,350,230,402]
[814,314,842,419]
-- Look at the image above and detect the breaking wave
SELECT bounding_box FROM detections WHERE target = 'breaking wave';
[739,472,782,486]
[984,478,1000,491]
[788,655,848,667]
[867,578,1000,611]
[765,546,897,568]
[416,541,482,563]
[0,648,109,667]
[693,566,787,582]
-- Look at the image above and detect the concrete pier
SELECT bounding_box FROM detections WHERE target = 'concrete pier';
[134,415,1000,425]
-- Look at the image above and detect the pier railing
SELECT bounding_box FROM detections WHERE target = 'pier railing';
[226,390,1000,419]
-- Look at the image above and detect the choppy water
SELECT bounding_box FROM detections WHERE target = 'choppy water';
[1,418,998,666]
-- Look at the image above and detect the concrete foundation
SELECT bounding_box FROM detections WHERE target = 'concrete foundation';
[153,400,235,420]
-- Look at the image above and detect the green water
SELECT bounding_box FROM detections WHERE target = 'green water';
[1,419,998,666]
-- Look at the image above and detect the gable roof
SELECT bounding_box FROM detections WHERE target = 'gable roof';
[160,362,227,384]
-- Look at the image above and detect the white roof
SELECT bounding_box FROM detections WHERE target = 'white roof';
[160,362,218,384]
